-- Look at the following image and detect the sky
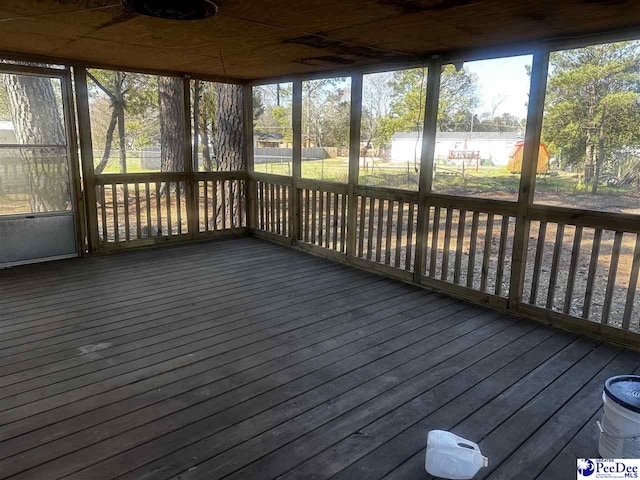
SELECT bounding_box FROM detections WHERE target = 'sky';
[463,54,533,119]
[272,54,534,119]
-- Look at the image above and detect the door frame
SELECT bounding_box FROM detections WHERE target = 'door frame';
[0,63,84,265]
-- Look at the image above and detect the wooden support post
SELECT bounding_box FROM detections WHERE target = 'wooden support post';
[508,50,550,309]
[182,76,197,239]
[346,73,363,259]
[73,67,99,253]
[243,83,256,229]
[414,61,440,282]
[291,80,303,243]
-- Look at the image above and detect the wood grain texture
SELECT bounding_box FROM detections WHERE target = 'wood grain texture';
[2,237,638,480]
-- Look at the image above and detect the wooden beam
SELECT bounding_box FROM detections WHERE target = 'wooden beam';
[509,49,549,308]
[291,80,303,242]
[414,60,440,281]
[62,67,86,257]
[182,76,198,239]
[73,66,99,253]
[243,83,256,230]
[346,73,363,259]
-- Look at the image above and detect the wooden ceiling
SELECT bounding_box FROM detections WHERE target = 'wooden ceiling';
[1,0,639,81]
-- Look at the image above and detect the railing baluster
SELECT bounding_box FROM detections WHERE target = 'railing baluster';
[375,198,384,263]
[166,182,172,235]
[311,189,317,244]
[145,182,151,236]
[333,192,339,250]
[622,235,640,330]
[358,196,366,257]
[258,181,264,230]
[602,231,623,324]
[318,189,325,246]
[429,206,441,278]
[466,211,479,289]
[176,182,182,234]
[122,183,131,242]
[340,193,347,253]
[405,202,415,271]
[135,183,142,240]
[228,180,233,230]
[546,223,565,309]
[563,225,583,313]
[123,183,130,241]
[100,185,107,242]
[212,180,218,231]
[267,183,276,233]
[480,213,494,292]
[495,215,510,296]
[275,183,281,235]
[394,201,404,269]
[304,189,310,242]
[441,208,453,281]
[112,183,119,243]
[241,180,246,227]
[282,186,288,236]
[422,205,431,276]
[454,210,466,284]
[367,197,375,261]
[155,181,162,236]
[325,191,332,249]
[529,221,547,305]
[203,180,209,232]
[230,181,236,230]
[384,200,394,265]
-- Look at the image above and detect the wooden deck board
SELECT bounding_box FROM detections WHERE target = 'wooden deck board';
[0,237,638,480]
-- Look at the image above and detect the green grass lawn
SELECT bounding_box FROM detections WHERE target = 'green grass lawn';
[100,155,637,210]
[255,157,587,194]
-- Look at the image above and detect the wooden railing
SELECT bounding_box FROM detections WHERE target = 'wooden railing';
[419,196,516,308]
[196,172,247,234]
[95,173,189,246]
[94,172,247,250]
[254,175,291,238]
[250,174,640,346]
[299,179,348,253]
[520,206,640,334]
[354,186,418,273]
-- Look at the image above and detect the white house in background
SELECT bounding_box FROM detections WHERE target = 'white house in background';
[391,131,521,166]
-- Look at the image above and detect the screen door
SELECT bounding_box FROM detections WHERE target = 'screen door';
[0,67,78,267]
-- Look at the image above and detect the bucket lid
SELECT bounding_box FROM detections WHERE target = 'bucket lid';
[604,375,640,414]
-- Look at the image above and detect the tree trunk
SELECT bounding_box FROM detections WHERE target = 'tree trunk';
[584,142,594,184]
[592,120,606,194]
[214,83,244,226]
[94,109,118,174]
[202,110,212,172]
[158,76,184,172]
[3,74,68,212]
[115,72,127,173]
[214,83,244,171]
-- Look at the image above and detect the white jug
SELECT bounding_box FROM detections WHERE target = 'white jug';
[425,430,488,479]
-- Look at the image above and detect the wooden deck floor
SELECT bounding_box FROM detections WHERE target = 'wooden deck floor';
[1,237,639,480]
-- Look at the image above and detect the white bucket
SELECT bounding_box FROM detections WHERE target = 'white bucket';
[599,376,640,458]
